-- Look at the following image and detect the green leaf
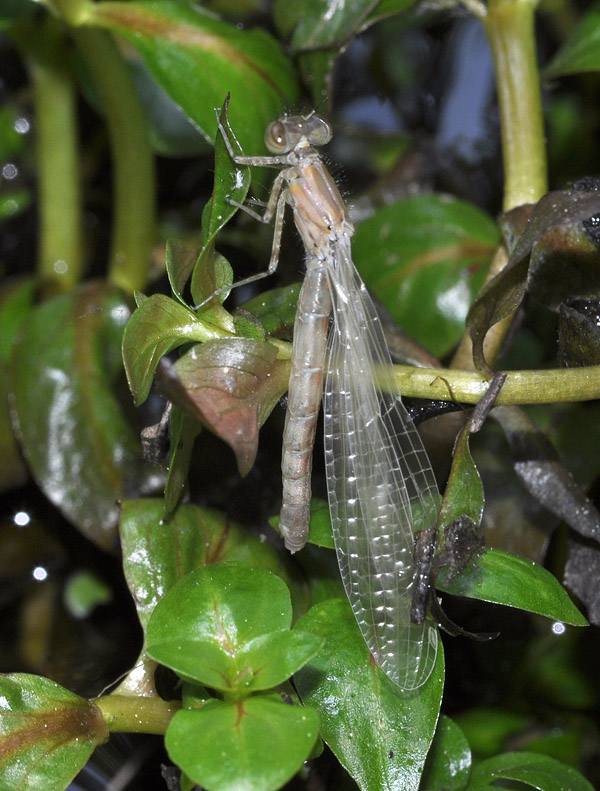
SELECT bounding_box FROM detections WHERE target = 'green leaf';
[0,188,31,219]
[148,629,322,691]
[146,562,293,648]
[421,715,471,791]
[122,293,232,406]
[468,751,594,791]
[437,548,588,626]
[456,707,533,759]
[242,282,301,337]
[63,570,112,618]
[163,408,202,516]
[0,278,35,493]
[545,5,600,78]
[0,674,108,791]
[87,0,299,153]
[166,695,319,791]
[295,597,444,791]
[274,0,383,51]
[353,194,498,357]
[120,500,302,633]
[438,422,484,530]
[165,238,198,306]
[10,283,156,550]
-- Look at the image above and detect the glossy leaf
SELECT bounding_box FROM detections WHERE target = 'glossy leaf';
[467,190,600,371]
[421,715,471,791]
[11,283,157,550]
[295,597,444,791]
[122,293,231,406]
[438,422,485,531]
[0,278,35,492]
[438,548,588,626]
[146,562,293,648]
[0,673,108,791]
[364,0,422,27]
[120,499,301,633]
[242,282,301,338]
[165,238,198,306]
[545,5,600,78]
[161,338,290,476]
[492,406,600,541]
[269,497,335,549]
[353,194,498,357]
[274,0,383,51]
[166,694,319,791]
[468,751,594,791]
[86,0,299,154]
[148,628,322,691]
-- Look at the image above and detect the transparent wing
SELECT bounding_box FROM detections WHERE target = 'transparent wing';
[323,237,440,691]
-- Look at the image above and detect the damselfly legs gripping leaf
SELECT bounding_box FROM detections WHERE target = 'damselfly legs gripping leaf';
[216,96,441,690]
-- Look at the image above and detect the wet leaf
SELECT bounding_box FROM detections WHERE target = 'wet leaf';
[165,239,198,306]
[437,548,587,626]
[166,694,319,791]
[492,406,600,541]
[420,715,471,791]
[242,282,300,338]
[122,293,231,406]
[0,278,36,493]
[467,190,600,371]
[545,5,600,78]
[11,283,158,550]
[120,499,302,634]
[0,673,108,791]
[353,194,498,357]
[558,300,600,367]
[87,0,299,154]
[158,338,290,476]
[295,597,444,791]
[468,751,594,791]
[564,536,600,626]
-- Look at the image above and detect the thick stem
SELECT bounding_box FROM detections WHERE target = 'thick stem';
[392,364,600,405]
[453,0,548,371]
[13,18,83,292]
[97,694,181,734]
[72,28,155,294]
[485,0,548,210]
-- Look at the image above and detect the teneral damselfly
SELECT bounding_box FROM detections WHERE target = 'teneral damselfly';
[217,98,441,690]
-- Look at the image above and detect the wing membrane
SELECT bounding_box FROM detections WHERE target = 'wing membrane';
[323,238,440,690]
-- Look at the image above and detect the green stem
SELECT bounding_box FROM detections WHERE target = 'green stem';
[72,27,155,294]
[12,17,83,292]
[96,694,181,734]
[485,0,548,210]
[392,364,600,405]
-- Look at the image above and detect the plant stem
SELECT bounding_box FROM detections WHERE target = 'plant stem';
[12,17,83,292]
[453,0,548,371]
[392,364,600,405]
[72,27,155,294]
[97,694,181,734]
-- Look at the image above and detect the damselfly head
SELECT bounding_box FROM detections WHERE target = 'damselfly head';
[264,114,332,154]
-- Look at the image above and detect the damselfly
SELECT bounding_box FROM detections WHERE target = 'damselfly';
[217,97,441,690]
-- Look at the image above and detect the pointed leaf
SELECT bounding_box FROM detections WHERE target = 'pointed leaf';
[437,548,588,626]
[274,0,383,51]
[159,338,290,476]
[166,695,319,791]
[353,194,498,357]
[295,597,444,791]
[11,283,156,550]
[242,282,301,337]
[0,673,108,791]
[86,0,299,153]
[421,715,471,791]
[163,408,202,517]
[545,5,600,78]
[122,293,231,406]
[165,238,198,306]
[469,751,594,791]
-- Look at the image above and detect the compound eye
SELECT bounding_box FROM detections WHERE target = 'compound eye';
[265,121,287,153]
